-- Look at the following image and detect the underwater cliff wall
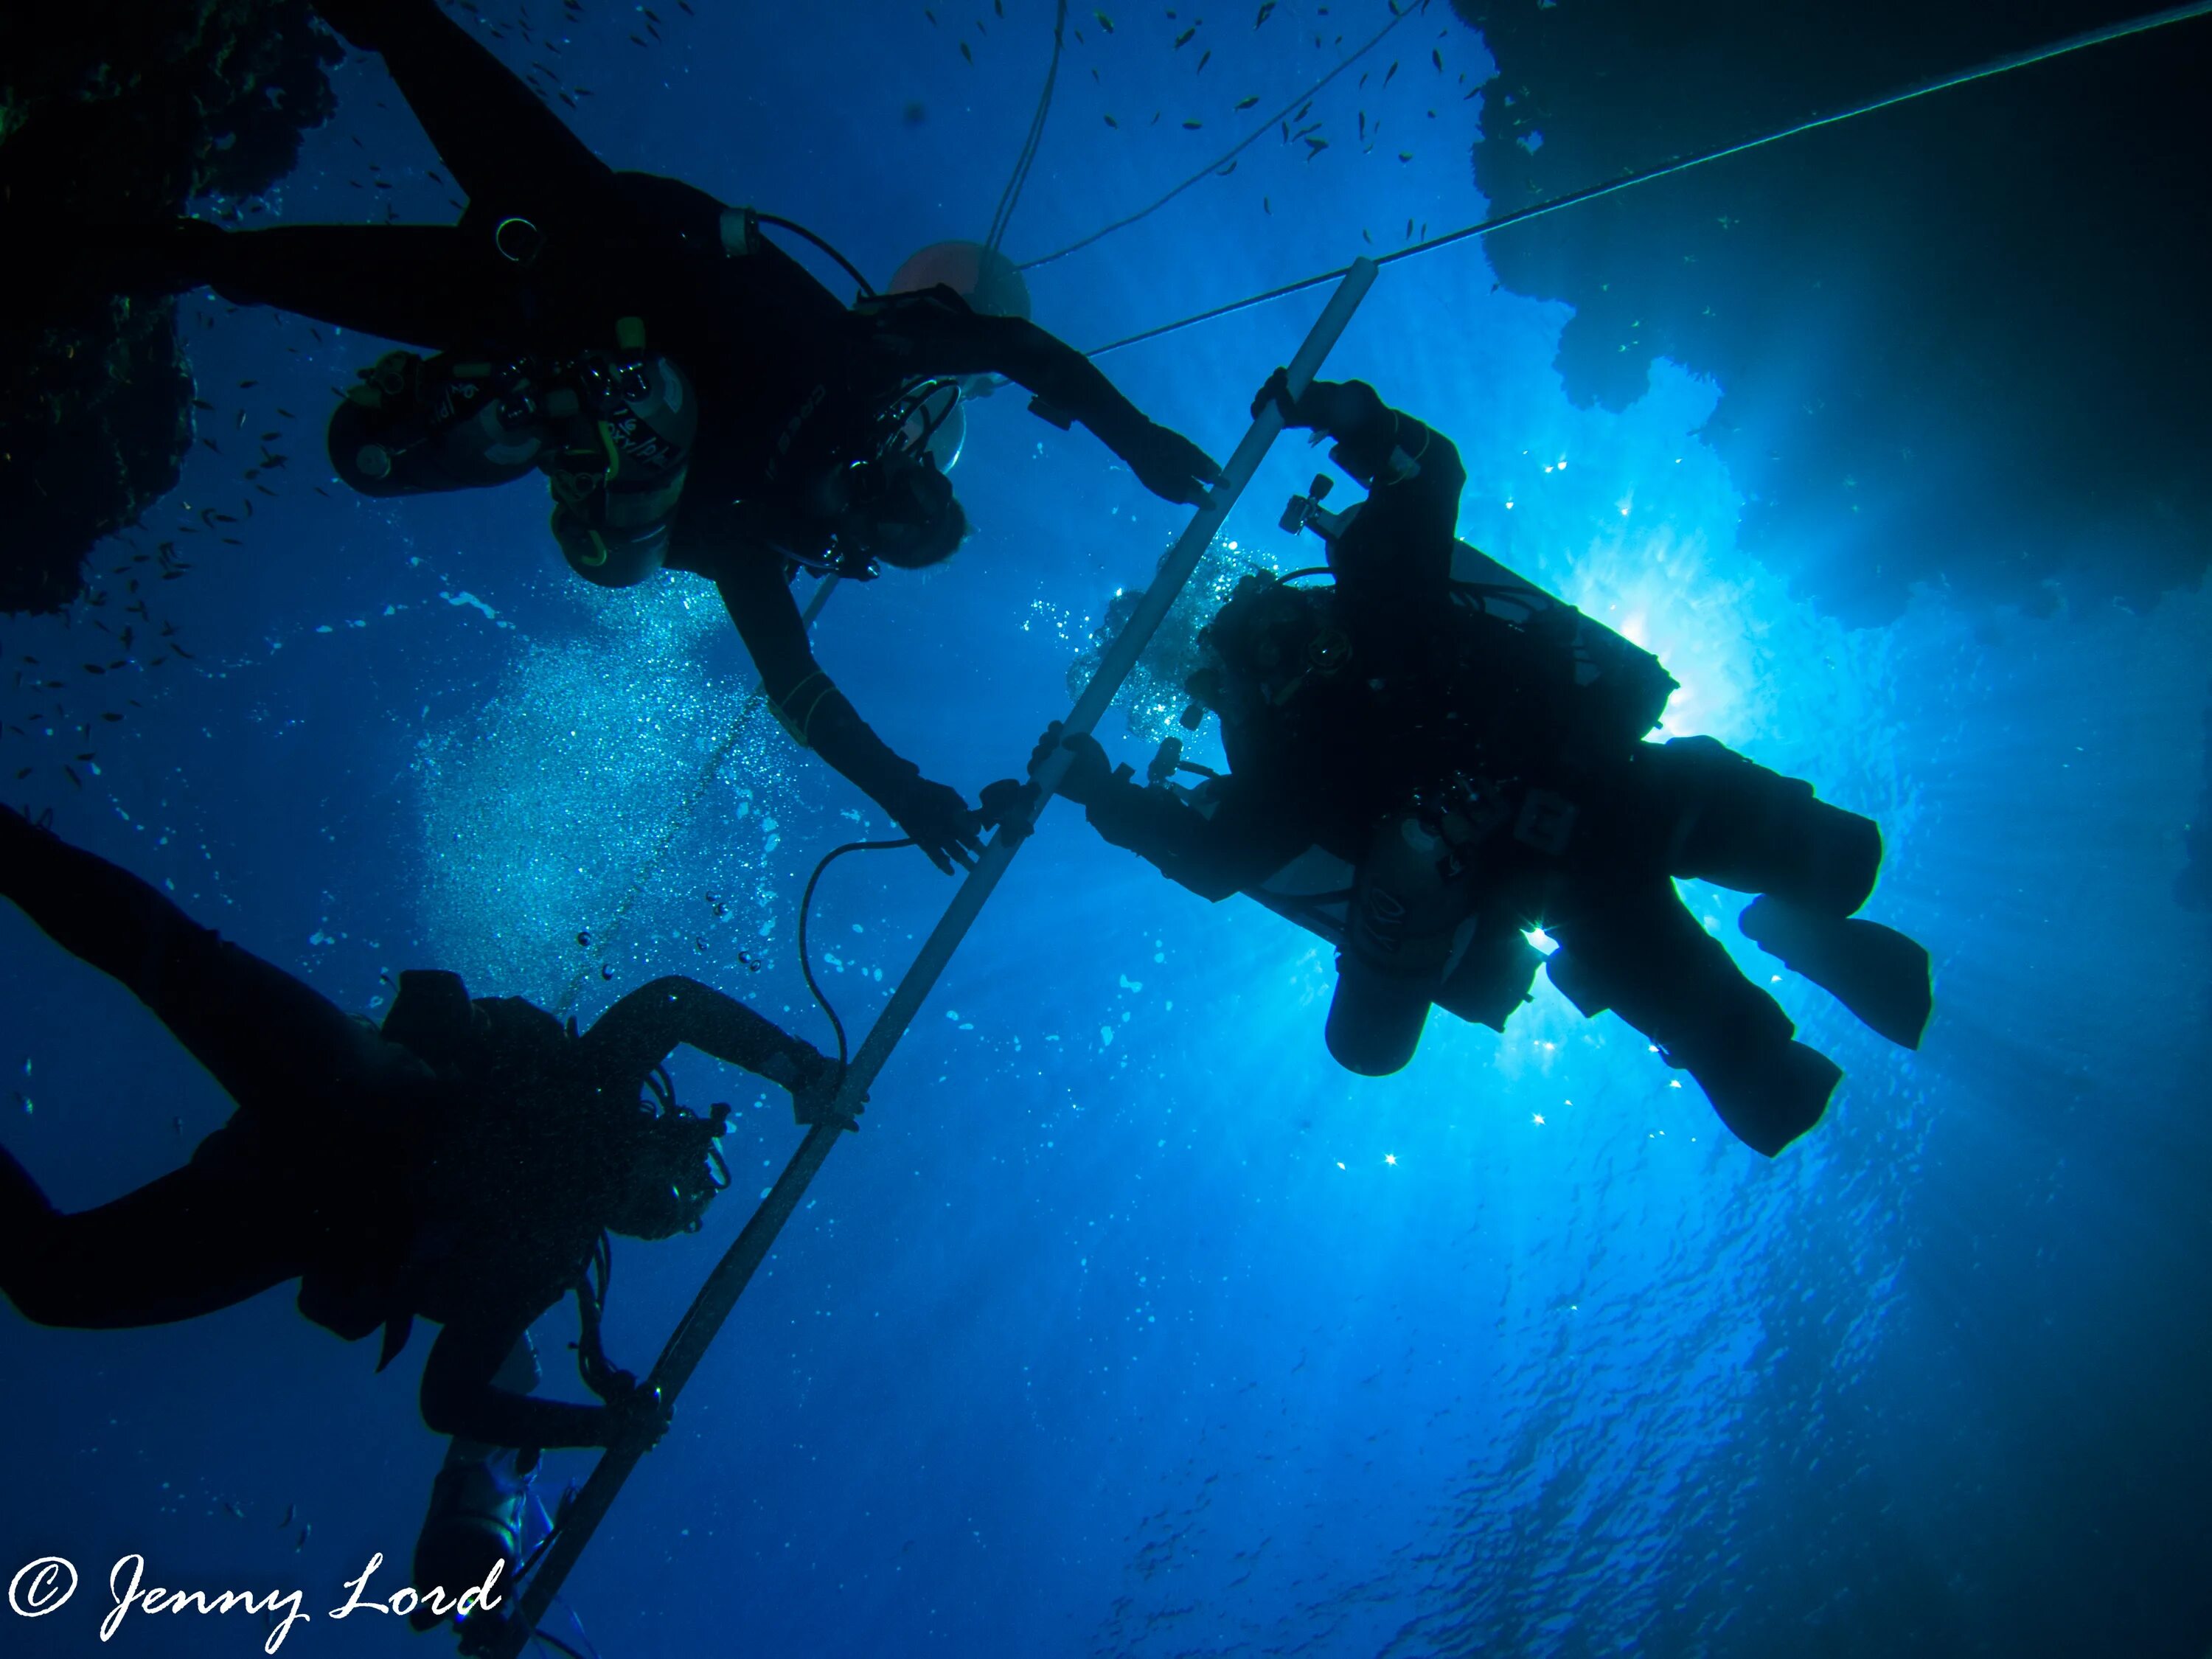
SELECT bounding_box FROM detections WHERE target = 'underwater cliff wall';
[1450,0,2212,624]
[0,0,341,613]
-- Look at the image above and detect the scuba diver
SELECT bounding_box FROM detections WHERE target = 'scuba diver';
[0,809,845,1472]
[1029,376,1933,1157]
[22,0,1221,874]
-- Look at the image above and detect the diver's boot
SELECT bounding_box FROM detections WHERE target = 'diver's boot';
[1684,1039,1843,1158]
[1741,896,1933,1051]
[408,1444,537,1632]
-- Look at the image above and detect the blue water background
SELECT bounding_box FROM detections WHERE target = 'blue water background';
[3,4,2209,1655]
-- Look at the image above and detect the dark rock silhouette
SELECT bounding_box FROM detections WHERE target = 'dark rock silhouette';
[1,1,342,613]
[1451,0,2211,622]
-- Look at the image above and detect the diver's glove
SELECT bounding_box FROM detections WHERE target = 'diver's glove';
[1029,723,1121,809]
[883,776,986,874]
[1119,421,1222,507]
[785,1048,863,1132]
[797,686,982,874]
[596,1373,672,1451]
[977,776,1041,847]
[1251,369,1372,439]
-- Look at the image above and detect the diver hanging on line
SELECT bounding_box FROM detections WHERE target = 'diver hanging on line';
[21,0,1221,874]
[0,808,849,1456]
[1030,375,1933,1155]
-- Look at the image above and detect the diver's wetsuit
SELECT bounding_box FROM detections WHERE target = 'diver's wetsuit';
[1057,383,1916,1153]
[92,0,1214,857]
[0,813,824,1448]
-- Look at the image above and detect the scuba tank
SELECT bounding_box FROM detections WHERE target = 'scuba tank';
[1279,469,1677,755]
[327,352,552,497]
[407,1333,545,1632]
[1326,809,1475,1076]
[545,324,698,589]
[327,320,698,591]
[1446,540,1677,757]
[408,1442,536,1632]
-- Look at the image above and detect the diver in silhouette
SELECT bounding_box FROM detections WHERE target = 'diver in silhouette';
[0,810,846,1448]
[32,0,1220,874]
[1031,376,1931,1155]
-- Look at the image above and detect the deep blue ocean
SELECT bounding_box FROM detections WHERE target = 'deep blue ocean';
[4,4,2210,1657]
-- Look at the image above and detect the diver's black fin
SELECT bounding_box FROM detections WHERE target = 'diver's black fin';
[375,1312,417,1373]
[1740,896,1933,1051]
[1689,1039,1842,1158]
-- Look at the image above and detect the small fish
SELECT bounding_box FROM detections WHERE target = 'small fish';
[296,1525,311,1551]
[1432,47,1442,70]
[1103,112,1119,127]
[1254,0,1273,24]
[280,1503,296,1529]
[1234,94,1256,110]
[1196,47,1208,71]
[1093,9,1113,32]
[1173,24,1194,46]
[1385,59,1398,84]
[960,39,972,60]
[1182,118,1201,128]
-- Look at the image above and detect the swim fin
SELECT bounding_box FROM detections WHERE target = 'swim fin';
[1687,1039,1843,1158]
[1740,895,1933,1050]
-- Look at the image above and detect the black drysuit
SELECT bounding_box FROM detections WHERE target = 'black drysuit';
[0,813,818,1448]
[1067,383,1893,1154]
[114,0,1215,859]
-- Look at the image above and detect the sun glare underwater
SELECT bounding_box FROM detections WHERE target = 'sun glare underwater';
[2,4,2210,1659]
